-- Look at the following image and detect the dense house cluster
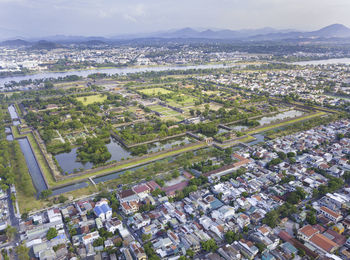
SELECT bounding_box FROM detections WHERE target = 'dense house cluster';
[196,64,350,109]
[14,120,350,259]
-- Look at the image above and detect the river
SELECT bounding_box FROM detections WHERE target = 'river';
[293,57,350,66]
[0,63,236,87]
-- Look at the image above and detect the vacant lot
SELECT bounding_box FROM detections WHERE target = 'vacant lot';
[76,94,107,105]
[139,88,173,96]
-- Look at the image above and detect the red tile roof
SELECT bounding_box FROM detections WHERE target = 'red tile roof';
[309,233,338,253]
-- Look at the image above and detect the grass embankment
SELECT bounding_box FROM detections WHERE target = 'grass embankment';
[14,103,23,117]
[10,141,42,212]
[53,142,207,186]
[245,112,326,135]
[26,133,56,186]
[11,127,56,186]
[218,135,255,149]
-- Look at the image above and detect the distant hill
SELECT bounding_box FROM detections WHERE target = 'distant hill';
[307,24,350,38]
[1,24,350,44]
[29,40,64,50]
[0,39,30,46]
[110,24,350,41]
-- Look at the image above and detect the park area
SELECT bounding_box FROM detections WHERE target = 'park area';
[139,87,174,96]
[149,105,185,121]
[76,94,107,105]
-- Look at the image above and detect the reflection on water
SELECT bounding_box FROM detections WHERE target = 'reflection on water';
[55,137,132,174]
[293,58,350,66]
[231,125,248,131]
[258,110,304,126]
[0,63,237,87]
[55,136,195,174]
[18,138,48,195]
[8,105,19,120]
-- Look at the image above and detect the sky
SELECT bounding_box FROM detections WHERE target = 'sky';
[0,0,349,38]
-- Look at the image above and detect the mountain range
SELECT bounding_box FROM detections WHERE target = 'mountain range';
[1,24,350,46]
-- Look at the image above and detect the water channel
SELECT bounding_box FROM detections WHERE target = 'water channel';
[7,105,48,196]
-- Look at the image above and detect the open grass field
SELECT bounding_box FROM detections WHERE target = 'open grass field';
[149,105,180,116]
[76,94,107,105]
[139,87,174,95]
[245,112,326,135]
[149,105,185,121]
[166,94,197,107]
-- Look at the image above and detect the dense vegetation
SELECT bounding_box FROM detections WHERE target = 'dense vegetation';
[77,137,111,164]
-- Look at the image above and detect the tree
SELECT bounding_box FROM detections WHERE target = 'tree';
[92,237,104,247]
[306,211,317,225]
[5,226,17,241]
[186,249,195,258]
[142,233,152,242]
[171,170,180,179]
[224,230,239,244]
[16,243,30,260]
[21,212,29,221]
[46,227,58,240]
[40,189,52,199]
[256,242,267,253]
[263,210,279,228]
[201,239,218,252]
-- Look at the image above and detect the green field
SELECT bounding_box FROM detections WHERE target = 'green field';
[139,88,173,95]
[76,94,107,105]
[166,94,197,107]
[149,105,185,121]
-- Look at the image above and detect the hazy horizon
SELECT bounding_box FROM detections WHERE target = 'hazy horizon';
[0,0,350,38]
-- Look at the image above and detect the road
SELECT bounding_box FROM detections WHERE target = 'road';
[0,190,21,259]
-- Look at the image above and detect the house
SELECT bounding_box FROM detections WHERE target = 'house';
[121,201,139,215]
[118,189,140,203]
[298,225,319,241]
[237,239,259,260]
[146,180,161,192]
[129,242,147,260]
[309,233,339,253]
[174,209,186,223]
[82,231,100,245]
[319,206,342,222]
[47,209,62,223]
[93,199,112,221]
[236,213,250,229]
[105,218,123,234]
[217,244,241,260]
[332,223,345,234]
[132,184,151,199]
[280,242,298,255]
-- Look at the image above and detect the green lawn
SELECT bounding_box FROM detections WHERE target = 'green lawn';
[166,94,197,107]
[245,112,326,135]
[76,94,107,105]
[139,87,174,95]
[149,105,180,116]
